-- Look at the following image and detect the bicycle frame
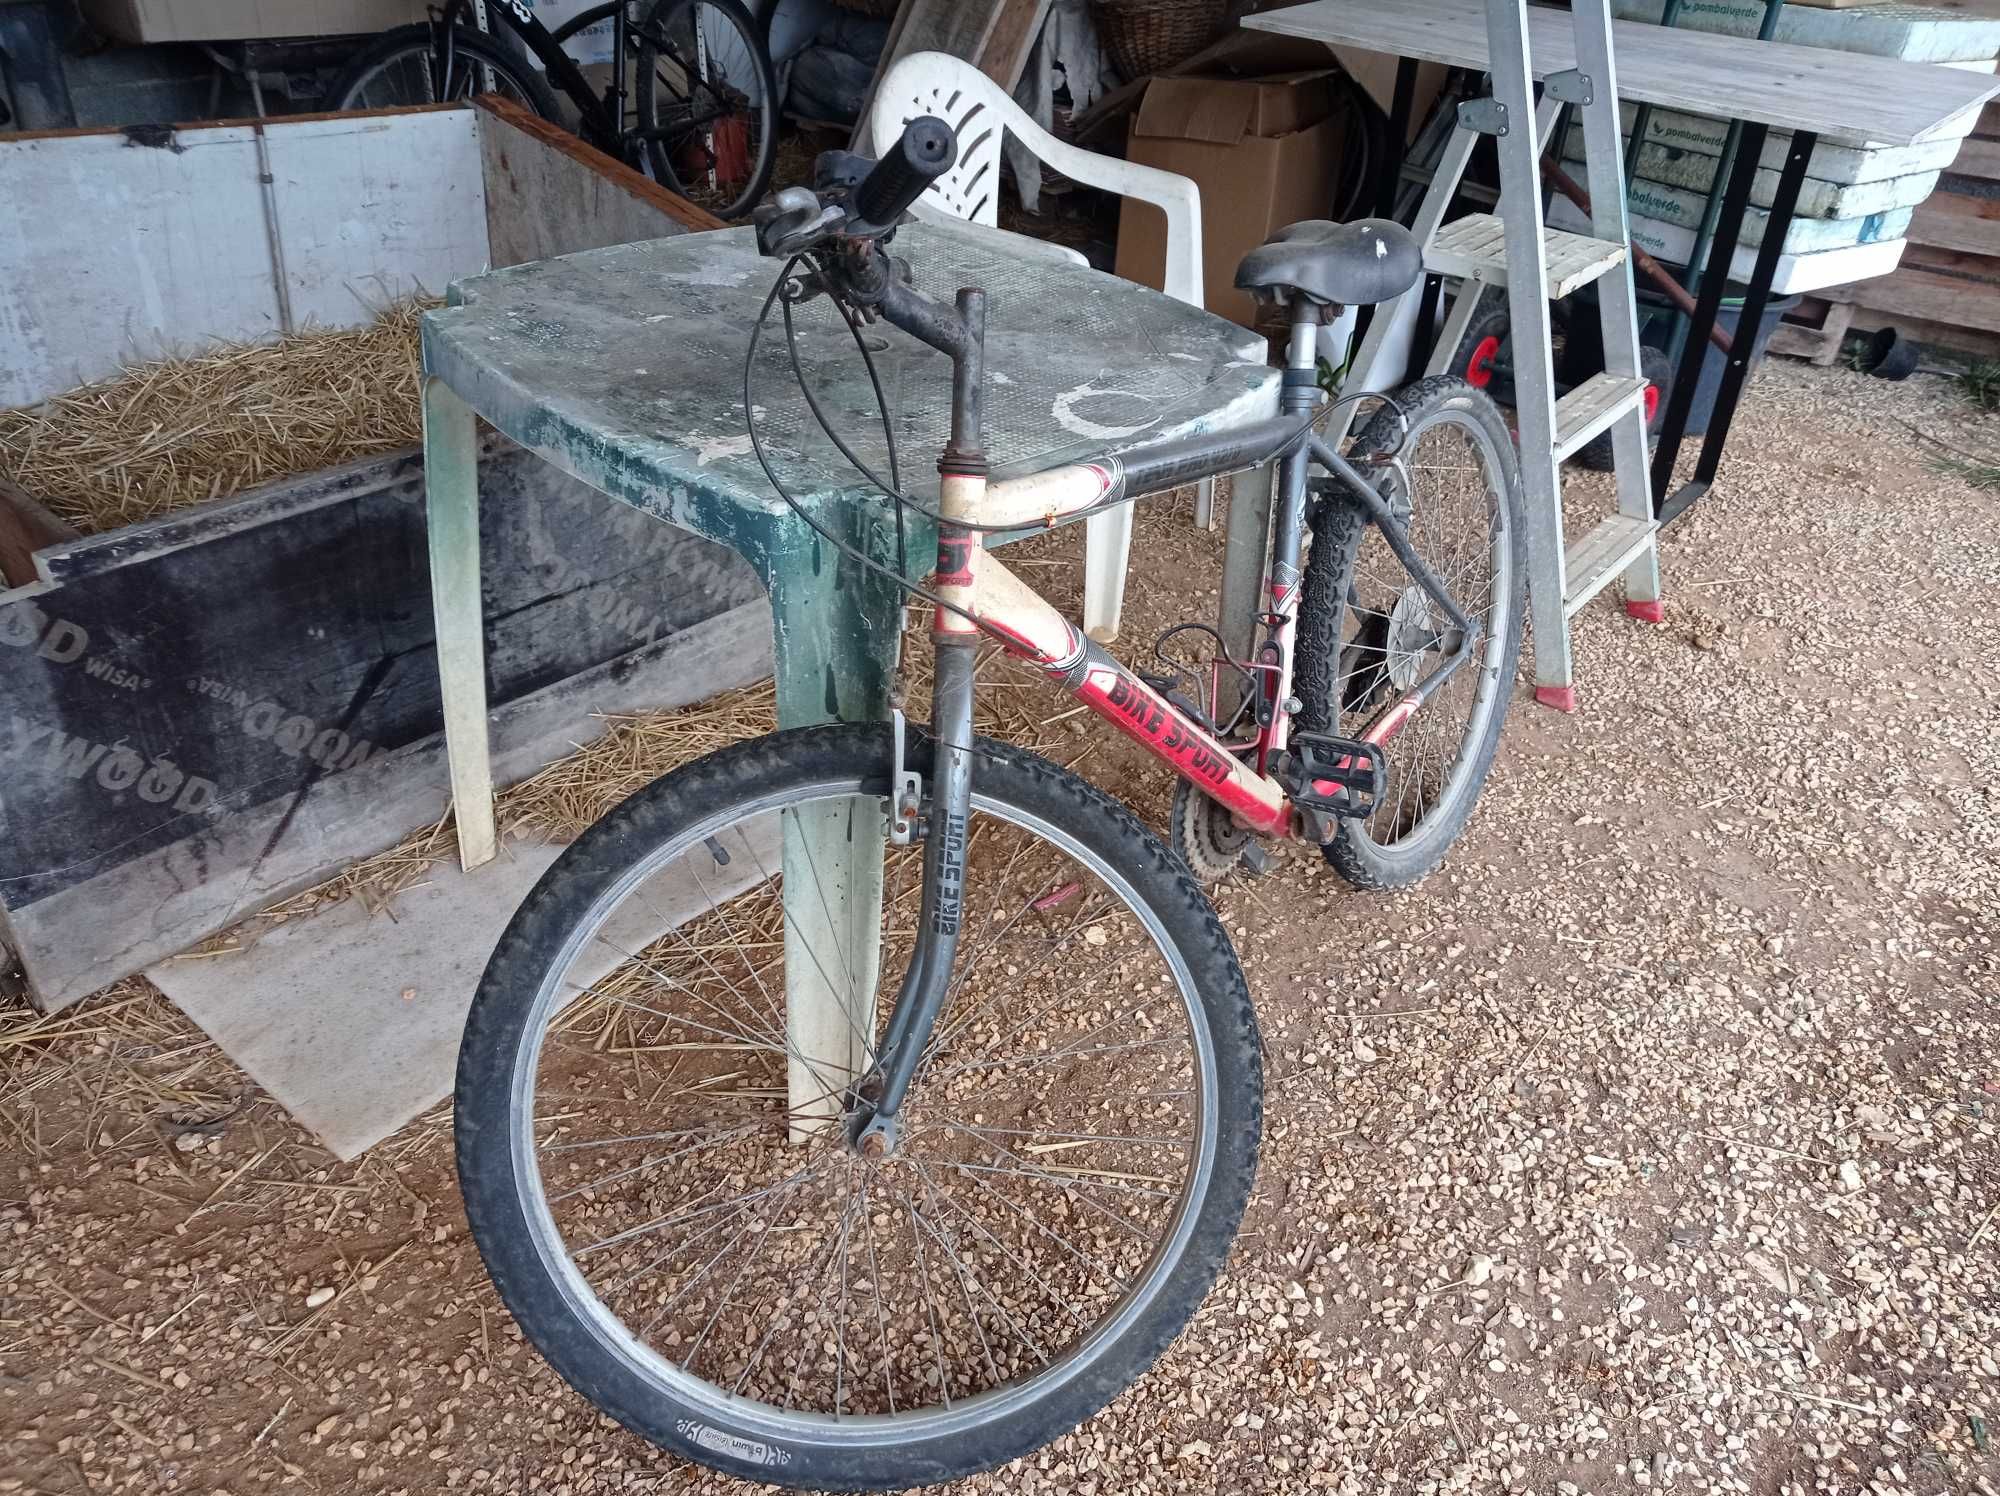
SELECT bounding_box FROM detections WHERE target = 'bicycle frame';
[848,270,1481,1150]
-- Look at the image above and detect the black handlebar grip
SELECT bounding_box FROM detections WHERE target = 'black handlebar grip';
[850,116,957,230]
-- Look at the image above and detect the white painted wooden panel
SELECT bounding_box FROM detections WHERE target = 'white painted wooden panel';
[1548,195,1909,295]
[1,110,494,410]
[1613,0,2000,64]
[1245,0,2000,145]
[0,127,277,408]
[264,110,490,329]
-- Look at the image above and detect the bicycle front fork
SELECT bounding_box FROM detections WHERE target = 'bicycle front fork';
[851,287,987,1157]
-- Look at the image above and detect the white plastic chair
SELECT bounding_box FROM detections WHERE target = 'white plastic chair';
[868,50,1207,643]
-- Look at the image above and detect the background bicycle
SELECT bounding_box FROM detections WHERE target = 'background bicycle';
[330,0,777,219]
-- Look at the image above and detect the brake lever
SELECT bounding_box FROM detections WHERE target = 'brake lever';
[754,186,846,258]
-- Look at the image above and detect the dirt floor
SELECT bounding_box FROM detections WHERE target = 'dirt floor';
[3,355,1997,1496]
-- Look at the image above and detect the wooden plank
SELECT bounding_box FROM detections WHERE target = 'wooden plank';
[854,0,1053,146]
[0,479,77,588]
[979,0,1058,91]
[1908,188,2000,256]
[1949,134,2000,180]
[473,95,723,250]
[1843,303,2000,358]
[1902,242,2000,282]
[1244,0,2000,145]
[0,99,463,147]
[1821,262,2000,333]
[1767,301,1852,364]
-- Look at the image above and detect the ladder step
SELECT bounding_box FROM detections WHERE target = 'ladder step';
[1426,214,1627,299]
[1563,514,1659,619]
[1552,373,1650,461]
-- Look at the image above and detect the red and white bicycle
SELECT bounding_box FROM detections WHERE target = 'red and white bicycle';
[454,118,1525,1490]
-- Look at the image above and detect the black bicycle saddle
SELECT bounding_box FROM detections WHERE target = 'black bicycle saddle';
[1234,218,1422,308]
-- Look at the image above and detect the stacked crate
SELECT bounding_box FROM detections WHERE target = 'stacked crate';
[1545,1,2000,357]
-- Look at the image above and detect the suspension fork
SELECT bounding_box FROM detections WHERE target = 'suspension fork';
[855,288,986,1153]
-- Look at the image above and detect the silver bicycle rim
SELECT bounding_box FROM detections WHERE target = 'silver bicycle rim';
[1347,403,1514,851]
[641,2,768,211]
[503,772,1220,1450]
[340,43,533,110]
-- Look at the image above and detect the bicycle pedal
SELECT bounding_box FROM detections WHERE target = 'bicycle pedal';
[1237,842,1275,876]
[1281,733,1386,821]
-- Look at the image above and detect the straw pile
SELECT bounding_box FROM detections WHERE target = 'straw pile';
[0,299,434,536]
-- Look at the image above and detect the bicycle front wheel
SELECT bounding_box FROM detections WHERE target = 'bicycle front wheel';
[633,0,777,218]
[329,22,562,119]
[456,725,1260,1490]
[1294,374,1527,888]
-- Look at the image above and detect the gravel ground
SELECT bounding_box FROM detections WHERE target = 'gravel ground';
[2,358,1996,1496]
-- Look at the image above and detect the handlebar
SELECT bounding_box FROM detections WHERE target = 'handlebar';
[848,116,957,235]
[754,117,958,257]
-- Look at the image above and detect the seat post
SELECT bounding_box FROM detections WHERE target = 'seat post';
[1282,303,1325,416]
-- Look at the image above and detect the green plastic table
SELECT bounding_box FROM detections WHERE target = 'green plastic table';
[419,218,1279,1127]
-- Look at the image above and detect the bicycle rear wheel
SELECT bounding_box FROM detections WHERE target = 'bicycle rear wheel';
[456,725,1260,1490]
[633,0,777,219]
[329,22,562,119]
[1294,374,1526,888]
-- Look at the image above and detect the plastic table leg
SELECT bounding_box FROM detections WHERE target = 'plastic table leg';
[765,513,908,1140]
[422,377,498,872]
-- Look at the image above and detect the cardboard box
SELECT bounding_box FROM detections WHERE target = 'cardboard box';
[1114,70,1350,329]
[78,0,430,43]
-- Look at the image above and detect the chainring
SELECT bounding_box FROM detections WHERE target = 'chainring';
[1171,778,1253,882]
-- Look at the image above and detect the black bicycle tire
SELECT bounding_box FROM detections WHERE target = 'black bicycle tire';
[548,0,620,47]
[631,0,777,219]
[456,724,1262,1491]
[1293,375,1527,889]
[328,21,563,120]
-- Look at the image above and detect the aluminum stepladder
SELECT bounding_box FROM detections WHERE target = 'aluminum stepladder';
[1328,0,1661,713]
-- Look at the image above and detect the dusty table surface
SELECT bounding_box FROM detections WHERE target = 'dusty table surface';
[420,218,1278,569]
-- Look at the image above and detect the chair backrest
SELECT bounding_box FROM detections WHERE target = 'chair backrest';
[867,52,1026,227]
[867,50,1204,309]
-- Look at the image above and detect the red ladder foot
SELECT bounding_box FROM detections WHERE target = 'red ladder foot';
[1625,598,1665,624]
[1534,684,1577,713]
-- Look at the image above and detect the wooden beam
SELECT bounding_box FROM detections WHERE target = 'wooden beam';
[1949,135,2000,183]
[854,0,1054,147]
[1909,189,2000,257]
[1842,304,2000,360]
[0,479,79,588]
[1821,263,2000,335]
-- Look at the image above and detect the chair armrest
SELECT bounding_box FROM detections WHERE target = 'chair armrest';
[1019,135,1204,308]
[907,203,1090,267]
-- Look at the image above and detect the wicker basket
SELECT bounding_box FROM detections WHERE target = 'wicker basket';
[1088,0,1228,81]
